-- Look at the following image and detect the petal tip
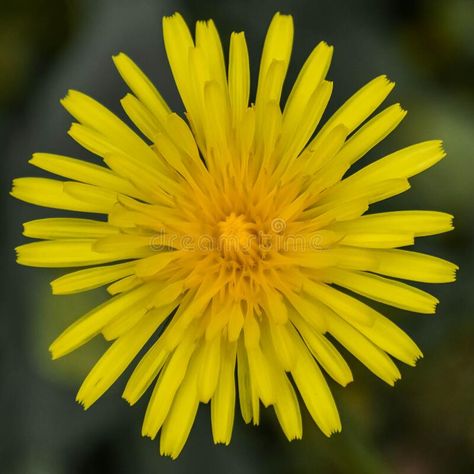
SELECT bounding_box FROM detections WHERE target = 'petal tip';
[49,345,60,360]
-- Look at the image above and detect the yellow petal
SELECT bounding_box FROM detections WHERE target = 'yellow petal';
[228,32,250,128]
[255,100,282,169]
[286,291,327,333]
[159,349,200,459]
[161,280,224,351]
[237,338,256,424]
[227,302,245,342]
[329,210,454,237]
[277,80,333,170]
[197,333,221,402]
[302,122,346,176]
[51,261,136,295]
[63,181,117,211]
[351,313,422,366]
[154,131,194,181]
[151,280,184,308]
[339,231,414,248]
[195,19,227,92]
[77,306,170,408]
[371,248,458,283]
[289,326,341,436]
[318,178,411,207]
[68,122,118,157]
[246,345,274,407]
[268,322,296,371]
[49,283,158,358]
[29,152,140,198]
[256,12,293,108]
[123,337,170,405]
[92,234,152,254]
[113,52,171,126]
[324,141,445,202]
[106,273,141,295]
[101,298,147,341]
[142,332,197,439]
[291,313,352,386]
[282,41,333,136]
[303,280,377,326]
[203,80,231,154]
[23,218,118,240]
[260,327,302,439]
[327,313,401,385]
[16,239,148,268]
[61,90,164,173]
[164,113,202,165]
[134,251,181,278]
[262,288,288,325]
[11,177,110,213]
[310,75,394,148]
[335,103,406,165]
[323,268,439,313]
[103,153,175,203]
[211,340,237,445]
[120,93,161,140]
[272,372,302,441]
[162,13,194,113]
[66,127,175,203]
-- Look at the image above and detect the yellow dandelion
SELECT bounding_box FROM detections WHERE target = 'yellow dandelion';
[12,12,457,458]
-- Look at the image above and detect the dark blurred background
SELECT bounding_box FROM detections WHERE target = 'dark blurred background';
[1,0,473,472]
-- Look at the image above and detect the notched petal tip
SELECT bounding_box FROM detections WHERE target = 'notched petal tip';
[28,152,41,165]
[431,299,440,314]
[162,11,184,24]
[75,395,90,411]
[112,51,127,61]
[212,438,231,446]
[276,11,292,17]
[447,214,455,232]
[328,426,342,437]
[10,177,20,194]
[49,346,60,361]
[437,139,447,156]
[159,447,179,461]
[112,52,132,71]
[122,390,139,407]
[340,375,354,388]
[60,89,84,114]
[388,374,402,387]
[409,352,424,367]
[394,102,408,116]
[379,73,395,87]
[49,281,60,296]
[321,422,342,438]
[20,222,29,237]
[318,40,333,49]
[49,347,61,360]
[14,244,24,264]
[60,89,74,103]
[142,427,157,440]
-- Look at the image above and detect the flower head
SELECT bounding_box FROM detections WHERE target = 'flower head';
[12,12,457,458]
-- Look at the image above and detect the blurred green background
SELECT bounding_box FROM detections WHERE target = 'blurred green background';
[1,0,473,472]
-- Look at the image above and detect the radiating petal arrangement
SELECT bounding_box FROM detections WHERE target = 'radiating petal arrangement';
[12,12,457,458]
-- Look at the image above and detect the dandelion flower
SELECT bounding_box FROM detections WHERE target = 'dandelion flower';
[12,12,457,458]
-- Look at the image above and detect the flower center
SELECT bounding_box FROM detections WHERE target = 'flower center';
[216,213,260,266]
